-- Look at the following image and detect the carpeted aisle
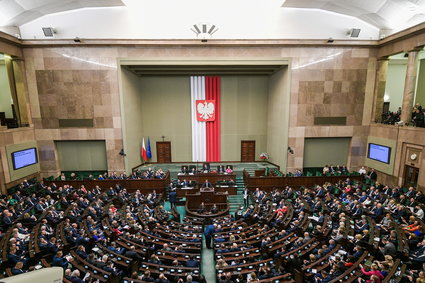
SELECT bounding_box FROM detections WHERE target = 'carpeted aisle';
[201,235,217,283]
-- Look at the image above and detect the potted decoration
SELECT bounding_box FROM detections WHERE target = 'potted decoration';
[259,152,269,160]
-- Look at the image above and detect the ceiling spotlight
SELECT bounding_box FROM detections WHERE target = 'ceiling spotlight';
[74,37,81,43]
[327,38,334,43]
[42,27,55,37]
[191,23,218,40]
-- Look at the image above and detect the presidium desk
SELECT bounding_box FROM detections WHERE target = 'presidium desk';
[176,172,237,197]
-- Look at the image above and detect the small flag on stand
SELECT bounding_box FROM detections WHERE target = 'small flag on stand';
[147,138,152,159]
[141,138,148,161]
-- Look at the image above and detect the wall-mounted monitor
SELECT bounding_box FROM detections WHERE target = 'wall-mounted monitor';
[11,148,38,170]
[367,143,391,164]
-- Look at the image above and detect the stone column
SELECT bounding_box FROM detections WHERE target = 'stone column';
[372,58,389,123]
[400,48,421,124]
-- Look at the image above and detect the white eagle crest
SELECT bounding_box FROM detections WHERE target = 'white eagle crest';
[197,101,215,120]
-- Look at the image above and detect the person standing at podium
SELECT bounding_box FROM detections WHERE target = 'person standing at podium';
[201,179,213,188]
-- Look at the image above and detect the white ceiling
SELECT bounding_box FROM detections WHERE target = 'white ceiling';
[281,0,425,32]
[0,0,424,39]
[0,0,124,26]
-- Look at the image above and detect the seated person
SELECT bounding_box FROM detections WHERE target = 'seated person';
[181,166,189,174]
[11,262,25,275]
[52,251,72,269]
[202,163,210,173]
[197,202,205,213]
[186,256,199,268]
[217,165,225,173]
[225,165,233,173]
[210,204,218,214]
[179,179,191,188]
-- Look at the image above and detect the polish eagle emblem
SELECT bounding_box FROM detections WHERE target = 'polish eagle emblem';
[196,100,215,121]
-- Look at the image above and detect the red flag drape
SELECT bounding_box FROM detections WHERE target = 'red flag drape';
[205,76,221,162]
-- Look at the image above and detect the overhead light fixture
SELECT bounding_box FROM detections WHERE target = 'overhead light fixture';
[191,23,218,41]
[42,27,55,37]
[327,38,334,43]
[74,37,81,43]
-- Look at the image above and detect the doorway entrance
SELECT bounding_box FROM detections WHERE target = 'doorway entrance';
[241,140,255,162]
[156,142,172,163]
[404,165,419,188]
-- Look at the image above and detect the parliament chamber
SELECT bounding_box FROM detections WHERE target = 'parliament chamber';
[2,0,425,282]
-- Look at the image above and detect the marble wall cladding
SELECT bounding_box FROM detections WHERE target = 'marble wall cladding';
[23,47,124,174]
[22,45,377,175]
[35,69,114,128]
[368,124,425,190]
[293,54,369,128]
[282,47,375,172]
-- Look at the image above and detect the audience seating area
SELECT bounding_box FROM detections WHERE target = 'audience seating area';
[0,173,424,283]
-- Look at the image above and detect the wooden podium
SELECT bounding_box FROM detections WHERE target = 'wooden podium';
[185,188,229,217]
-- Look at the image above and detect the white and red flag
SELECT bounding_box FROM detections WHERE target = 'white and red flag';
[141,138,148,161]
[190,76,221,162]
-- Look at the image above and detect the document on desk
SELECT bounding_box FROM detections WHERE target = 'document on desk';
[309,216,319,222]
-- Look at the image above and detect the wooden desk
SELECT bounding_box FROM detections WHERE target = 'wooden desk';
[44,172,170,194]
[215,185,237,195]
[185,190,229,217]
[177,173,236,186]
[177,185,236,197]
[243,170,363,191]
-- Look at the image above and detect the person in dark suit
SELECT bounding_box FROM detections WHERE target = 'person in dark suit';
[156,273,170,283]
[76,245,88,259]
[181,166,189,174]
[124,246,143,260]
[210,204,218,214]
[202,163,210,173]
[52,251,70,269]
[169,189,177,208]
[204,224,216,249]
[69,270,85,283]
[7,248,26,266]
[366,168,377,182]
[197,202,205,213]
[180,179,190,187]
[3,210,13,227]
[186,256,200,267]
[11,262,25,275]
[201,179,213,188]
[218,165,225,173]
